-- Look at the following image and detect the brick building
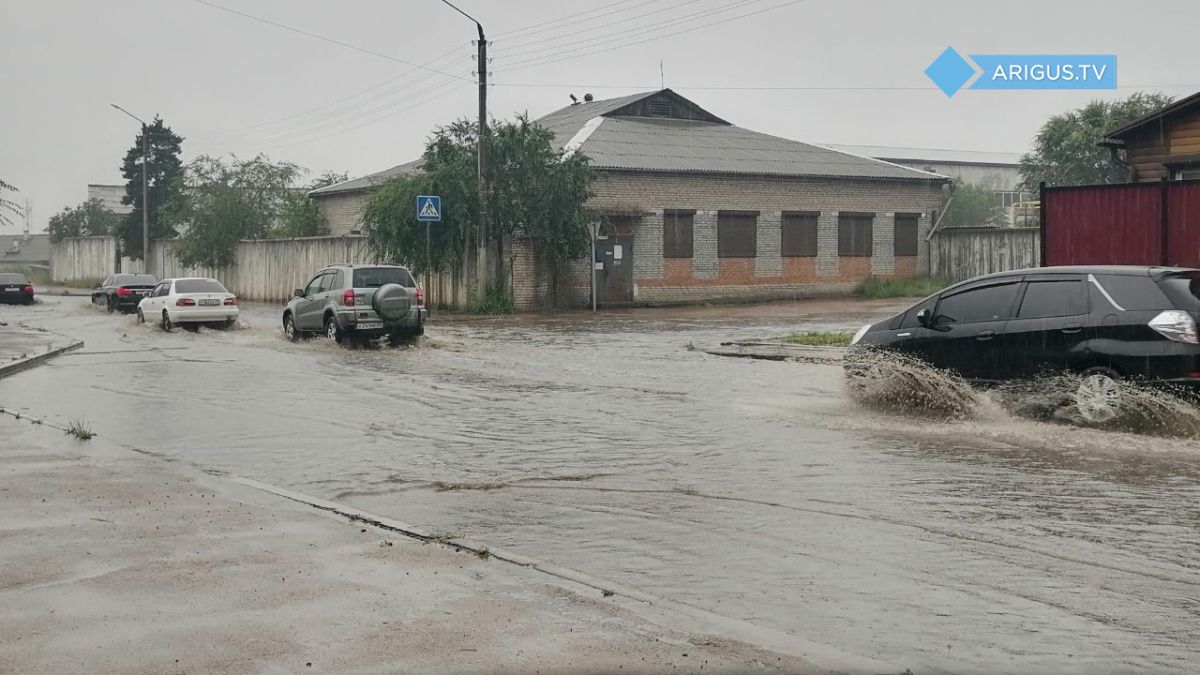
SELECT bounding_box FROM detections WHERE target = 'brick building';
[311,89,948,308]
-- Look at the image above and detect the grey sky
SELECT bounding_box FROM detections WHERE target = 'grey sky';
[1,0,1197,233]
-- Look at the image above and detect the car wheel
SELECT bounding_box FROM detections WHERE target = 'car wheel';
[324,315,342,344]
[136,308,145,324]
[1074,367,1122,424]
[283,314,301,342]
[223,319,236,330]
[388,330,413,346]
[107,296,116,313]
[161,310,174,332]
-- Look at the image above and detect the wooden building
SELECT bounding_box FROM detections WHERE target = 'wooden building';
[1104,92,1200,181]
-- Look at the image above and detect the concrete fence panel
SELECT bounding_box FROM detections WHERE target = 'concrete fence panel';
[930,228,1041,282]
[50,236,119,283]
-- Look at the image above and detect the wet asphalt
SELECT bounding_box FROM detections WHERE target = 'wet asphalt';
[2,295,1198,675]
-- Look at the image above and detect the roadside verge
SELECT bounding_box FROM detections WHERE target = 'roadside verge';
[0,326,83,380]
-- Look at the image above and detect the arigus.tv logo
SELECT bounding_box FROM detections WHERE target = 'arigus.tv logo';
[924,47,1117,97]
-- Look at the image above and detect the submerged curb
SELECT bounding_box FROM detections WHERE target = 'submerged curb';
[0,337,84,380]
[229,476,902,675]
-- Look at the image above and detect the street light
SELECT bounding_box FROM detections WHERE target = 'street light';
[111,103,150,272]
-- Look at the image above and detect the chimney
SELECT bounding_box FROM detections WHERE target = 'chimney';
[569,93,578,105]
[584,93,594,102]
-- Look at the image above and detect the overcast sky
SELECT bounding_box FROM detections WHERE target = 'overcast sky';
[2,0,1197,233]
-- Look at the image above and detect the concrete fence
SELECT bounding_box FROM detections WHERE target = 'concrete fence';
[929,227,1041,282]
[51,235,471,308]
[50,236,119,283]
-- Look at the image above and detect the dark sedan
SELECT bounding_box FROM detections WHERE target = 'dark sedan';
[92,274,158,313]
[0,272,35,305]
[848,266,1200,423]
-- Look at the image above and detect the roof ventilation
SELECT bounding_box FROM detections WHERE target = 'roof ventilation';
[584,93,594,102]
[569,93,579,105]
[647,98,672,117]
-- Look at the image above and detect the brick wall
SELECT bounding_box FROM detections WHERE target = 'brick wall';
[570,170,944,305]
[316,193,369,236]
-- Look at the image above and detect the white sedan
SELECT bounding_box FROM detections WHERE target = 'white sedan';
[136,277,239,331]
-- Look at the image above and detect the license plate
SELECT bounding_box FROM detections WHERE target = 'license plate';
[357,322,383,330]
[4,286,17,291]
[198,299,221,306]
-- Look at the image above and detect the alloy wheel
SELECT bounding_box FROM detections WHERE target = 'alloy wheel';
[1074,373,1122,423]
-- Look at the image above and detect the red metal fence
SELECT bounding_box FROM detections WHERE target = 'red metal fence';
[1042,180,1200,268]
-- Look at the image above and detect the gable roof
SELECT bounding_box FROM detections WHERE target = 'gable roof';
[1105,91,1200,139]
[312,89,943,198]
[821,144,1022,167]
[0,234,50,263]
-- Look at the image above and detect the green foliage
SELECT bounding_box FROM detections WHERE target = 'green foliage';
[941,181,1008,228]
[0,179,21,230]
[169,155,303,269]
[47,199,124,242]
[362,174,461,274]
[1018,93,1174,191]
[783,332,853,346]
[269,171,347,239]
[859,275,951,299]
[65,419,95,440]
[119,117,185,259]
[467,283,514,315]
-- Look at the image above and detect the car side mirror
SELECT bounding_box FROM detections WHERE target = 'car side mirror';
[916,308,933,327]
[293,288,304,298]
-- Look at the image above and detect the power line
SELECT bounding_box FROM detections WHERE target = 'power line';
[188,0,470,81]
[500,0,713,54]
[489,82,1200,92]
[503,0,805,72]
[492,0,657,39]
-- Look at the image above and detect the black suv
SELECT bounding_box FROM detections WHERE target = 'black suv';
[849,266,1200,422]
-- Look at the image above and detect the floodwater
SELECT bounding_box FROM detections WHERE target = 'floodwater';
[3,296,1200,674]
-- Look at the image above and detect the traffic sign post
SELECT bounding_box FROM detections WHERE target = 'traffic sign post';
[416,196,441,312]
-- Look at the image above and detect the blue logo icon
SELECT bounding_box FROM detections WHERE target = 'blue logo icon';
[924,47,977,97]
[925,48,1117,97]
[416,195,441,222]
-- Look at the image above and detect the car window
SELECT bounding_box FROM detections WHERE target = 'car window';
[0,273,28,284]
[1017,280,1088,319]
[1092,274,1171,310]
[317,272,336,293]
[150,282,164,297]
[353,267,415,288]
[935,282,1020,324]
[101,276,113,287]
[898,295,938,329]
[303,274,326,296]
[331,270,344,290]
[174,279,228,293]
[1155,273,1200,312]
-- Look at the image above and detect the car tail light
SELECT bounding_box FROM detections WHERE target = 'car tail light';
[416,288,425,307]
[343,289,355,306]
[1148,310,1198,344]
[176,297,196,307]
[224,296,237,305]
[22,285,33,293]
[116,286,132,296]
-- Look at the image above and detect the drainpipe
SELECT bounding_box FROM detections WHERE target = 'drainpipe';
[1099,138,1129,180]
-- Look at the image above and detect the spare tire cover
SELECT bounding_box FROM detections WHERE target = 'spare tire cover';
[373,283,412,320]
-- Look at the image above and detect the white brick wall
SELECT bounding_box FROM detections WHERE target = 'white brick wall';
[755,211,782,277]
[634,210,664,279]
[871,212,895,275]
[816,211,840,276]
[692,210,718,279]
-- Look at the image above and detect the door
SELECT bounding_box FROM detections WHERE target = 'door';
[296,272,333,330]
[929,280,1022,379]
[595,235,633,305]
[1002,276,1090,378]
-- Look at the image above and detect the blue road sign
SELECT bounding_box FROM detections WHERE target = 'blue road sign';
[416,195,442,222]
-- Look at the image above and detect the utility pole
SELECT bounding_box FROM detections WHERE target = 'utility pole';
[111,104,150,272]
[438,0,488,292]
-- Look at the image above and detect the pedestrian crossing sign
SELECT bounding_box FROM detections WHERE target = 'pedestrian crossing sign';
[416,195,441,222]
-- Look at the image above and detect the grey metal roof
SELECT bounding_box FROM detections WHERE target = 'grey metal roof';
[821,144,1023,167]
[309,158,423,197]
[574,116,944,180]
[0,234,50,263]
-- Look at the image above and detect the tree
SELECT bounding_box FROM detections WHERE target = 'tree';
[47,199,124,242]
[0,179,20,230]
[363,116,595,303]
[169,155,303,269]
[1018,92,1174,191]
[941,181,1008,228]
[119,116,185,260]
[270,171,347,239]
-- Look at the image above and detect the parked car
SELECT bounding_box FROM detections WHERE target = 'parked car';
[136,277,239,331]
[282,264,426,345]
[91,273,158,313]
[0,272,34,305]
[847,266,1200,422]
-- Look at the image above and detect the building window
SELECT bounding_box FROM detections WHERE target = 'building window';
[662,210,694,258]
[838,212,874,257]
[781,211,819,257]
[717,211,758,258]
[894,213,919,257]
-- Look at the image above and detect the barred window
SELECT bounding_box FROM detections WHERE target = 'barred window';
[838,212,874,257]
[718,211,757,258]
[781,211,818,257]
[894,213,919,257]
[663,210,694,258]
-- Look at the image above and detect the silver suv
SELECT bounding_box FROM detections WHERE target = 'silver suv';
[283,264,427,345]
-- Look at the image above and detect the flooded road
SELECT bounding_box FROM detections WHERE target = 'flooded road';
[3,296,1199,674]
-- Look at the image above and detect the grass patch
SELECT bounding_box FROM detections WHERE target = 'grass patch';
[783,331,853,346]
[467,283,515,315]
[858,275,950,299]
[475,547,491,560]
[65,419,95,441]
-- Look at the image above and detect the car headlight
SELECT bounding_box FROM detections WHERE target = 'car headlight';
[850,323,871,345]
